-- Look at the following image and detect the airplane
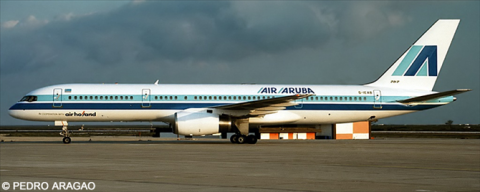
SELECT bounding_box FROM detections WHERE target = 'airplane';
[9,19,470,144]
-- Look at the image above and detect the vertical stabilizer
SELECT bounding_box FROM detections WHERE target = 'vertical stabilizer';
[366,19,459,91]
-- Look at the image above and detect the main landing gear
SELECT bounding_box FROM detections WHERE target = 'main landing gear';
[60,125,71,144]
[230,134,257,144]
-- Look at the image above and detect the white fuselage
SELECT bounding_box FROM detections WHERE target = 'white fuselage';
[9,83,452,125]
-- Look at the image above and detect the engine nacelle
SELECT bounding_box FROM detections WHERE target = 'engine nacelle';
[174,111,232,136]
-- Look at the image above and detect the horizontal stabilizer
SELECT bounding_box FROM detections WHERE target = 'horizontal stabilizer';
[397,89,471,104]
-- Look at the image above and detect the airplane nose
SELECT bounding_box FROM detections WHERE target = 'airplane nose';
[9,108,18,118]
[9,104,23,119]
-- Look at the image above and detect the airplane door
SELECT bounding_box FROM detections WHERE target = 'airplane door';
[53,88,63,108]
[142,89,151,108]
[294,98,304,109]
[373,90,382,109]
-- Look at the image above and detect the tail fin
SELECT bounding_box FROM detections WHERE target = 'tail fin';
[366,19,460,91]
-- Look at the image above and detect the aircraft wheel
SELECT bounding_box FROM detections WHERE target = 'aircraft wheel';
[63,137,71,144]
[230,135,238,143]
[247,135,257,144]
[237,135,247,144]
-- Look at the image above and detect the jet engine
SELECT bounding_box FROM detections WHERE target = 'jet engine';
[174,111,232,136]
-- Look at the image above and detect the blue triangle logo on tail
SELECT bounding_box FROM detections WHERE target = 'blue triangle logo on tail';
[393,45,438,76]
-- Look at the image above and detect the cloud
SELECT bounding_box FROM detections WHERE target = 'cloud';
[333,2,411,42]
[1,15,49,29]
[54,12,75,21]
[23,15,49,27]
[2,20,19,28]
[1,1,409,74]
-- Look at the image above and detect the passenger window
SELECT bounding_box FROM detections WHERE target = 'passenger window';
[130,96,133,100]
[194,96,197,100]
[184,96,187,100]
[174,96,177,100]
[95,96,98,100]
[109,96,113,100]
[115,96,118,100]
[214,96,217,100]
[68,96,72,100]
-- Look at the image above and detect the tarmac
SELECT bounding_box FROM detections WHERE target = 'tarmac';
[1,136,479,192]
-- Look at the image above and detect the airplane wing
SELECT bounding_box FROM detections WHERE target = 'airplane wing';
[397,89,471,104]
[212,94,314,116]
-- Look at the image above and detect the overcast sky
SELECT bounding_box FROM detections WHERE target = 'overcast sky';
[1,1,479,126]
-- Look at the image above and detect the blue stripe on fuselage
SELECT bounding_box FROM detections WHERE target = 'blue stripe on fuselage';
[9,102,441,111]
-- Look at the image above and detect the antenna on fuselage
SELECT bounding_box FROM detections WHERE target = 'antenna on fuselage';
[154,80,159,85]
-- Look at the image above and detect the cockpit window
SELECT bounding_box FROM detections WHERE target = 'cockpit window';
[20,96,38,102]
